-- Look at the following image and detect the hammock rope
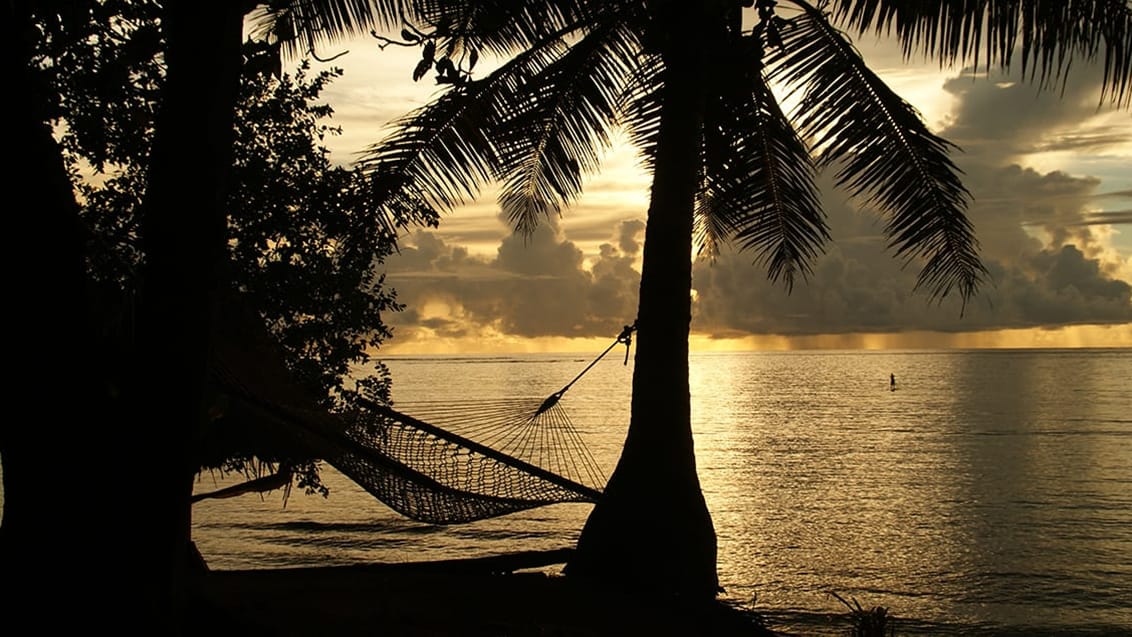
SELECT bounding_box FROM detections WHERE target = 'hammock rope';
[206,321,637,525]
[389,321,636,494]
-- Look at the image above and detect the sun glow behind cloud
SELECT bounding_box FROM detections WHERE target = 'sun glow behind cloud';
[309,31,1130,354]
[378,324,1132,355]
[687,324,1132,352]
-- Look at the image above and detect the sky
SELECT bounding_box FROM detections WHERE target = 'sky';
[299,26,1132,354]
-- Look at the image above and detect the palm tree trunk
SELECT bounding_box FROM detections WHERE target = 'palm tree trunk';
[566,5,719,600]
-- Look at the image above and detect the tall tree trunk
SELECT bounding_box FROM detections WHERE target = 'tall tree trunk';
[1,4,244,631]
[566,4,718,600]
[1,1,114,629]
[122,2,245,631]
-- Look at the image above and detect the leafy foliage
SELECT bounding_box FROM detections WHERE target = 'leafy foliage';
[227,62,400,413]
[829,0,1132,108]
[48,6,403,497]
[361,1,980,302]
[830,592,897,637]
[36,0,165,170]
[358,0,1130,305]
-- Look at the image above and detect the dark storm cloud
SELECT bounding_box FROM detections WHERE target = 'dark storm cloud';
[689,62,1132,337]
[614,219,646,255]
[386,230,481,273]
[560,215,645,246]
[1032,128,1132,153]
[1059,210,1132,226]
[383,219,642,339]
[380,59,1129,343]
[961,164,1100,258]
[691,204,1132,336]
[938,65,1130,259]
[969,245,1132,328]
[691,193,973,336]
[940,67,1123,159]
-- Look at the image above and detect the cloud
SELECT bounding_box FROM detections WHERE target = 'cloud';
[688,62,1132,338]
[690,210,1132,336]
[371,53,1130,349]
[940,66,1124,157]
[937,64,1131,266]
[383,217,643,343]
[1057,210,1132,226]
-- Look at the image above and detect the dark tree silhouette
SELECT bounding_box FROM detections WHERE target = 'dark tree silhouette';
[3,1,1129,631]
[2,2,412,632]
[74,58,405,495]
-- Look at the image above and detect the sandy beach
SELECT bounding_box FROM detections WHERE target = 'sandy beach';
[188,549,773,636]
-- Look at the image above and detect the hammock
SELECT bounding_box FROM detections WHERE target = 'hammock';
[385,325,637,496]
[204,309,635,525]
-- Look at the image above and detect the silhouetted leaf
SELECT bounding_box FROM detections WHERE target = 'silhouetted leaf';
[698,36,827,289]
[831,0,1132,107]
[770,2,985,306]
[494,20,637,235]
[412,58,431,81]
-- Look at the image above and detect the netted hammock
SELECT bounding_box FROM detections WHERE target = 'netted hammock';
[205,315,635,525]
[337,396,603,524]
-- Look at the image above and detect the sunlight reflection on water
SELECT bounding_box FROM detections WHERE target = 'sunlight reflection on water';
[191,348,1132,635]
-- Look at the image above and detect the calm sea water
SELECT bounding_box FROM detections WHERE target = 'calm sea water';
[189,348,1132,636]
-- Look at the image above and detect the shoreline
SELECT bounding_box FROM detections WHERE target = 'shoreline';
[189,549,775,636]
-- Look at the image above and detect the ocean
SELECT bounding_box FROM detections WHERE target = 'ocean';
[190,348,1132,635]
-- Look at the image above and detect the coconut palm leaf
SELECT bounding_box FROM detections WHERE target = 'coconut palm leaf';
[771,1,985,306]
[698,34,828,290]
[494,20,641,235]
[359,19,595,221]
[246,0,407,59]
[829,0,1132,107]
[693,193,732,261]
[359,76,505,219]
[360,4,648,236]
[409,0,601,57]
[616,52,665,173]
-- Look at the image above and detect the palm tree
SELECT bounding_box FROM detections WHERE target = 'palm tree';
[353,0,1132,600]
[7,2,1125,630]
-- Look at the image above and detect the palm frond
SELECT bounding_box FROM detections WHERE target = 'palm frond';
[616,52,665,174]
[357,28,570,227]
[247,1,408,60]
[494,21,641,235]
[358,80,502,223]
[692,193,732,261]
[408,0,600,57]
[828,0,1132,107]
[699,35,828,290]
[771,1,986,308]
